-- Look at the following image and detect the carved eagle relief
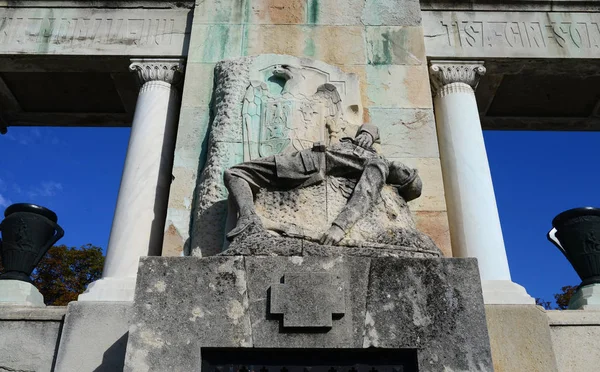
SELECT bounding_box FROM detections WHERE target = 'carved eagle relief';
[242,64,345,161]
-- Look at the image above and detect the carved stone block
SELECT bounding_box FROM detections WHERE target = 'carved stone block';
[270,272,345,328]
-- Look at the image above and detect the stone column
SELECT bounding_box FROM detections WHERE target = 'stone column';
[429,61,534,304]
[79,59,184,302]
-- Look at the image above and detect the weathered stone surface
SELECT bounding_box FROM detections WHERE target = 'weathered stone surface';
[245,25,367,65]
[270,272,345,328]
[0,306,65,372]
[124,257,252,372]
[547,309,600,372]
[125,256,491,372]
[370,109,438,158]
[366,26,426,65]
[423,11,600,59]
[485,305,558,372]
[192,55,363,256]
[361,0,422,26]
[189,24,244,63]
[366,65,433,108]
[54,302,132,372]
[0,8,192,56]
[244,255,370,348]
[365,257,493,371]
[413,210,452,257]
[395,157,446,211]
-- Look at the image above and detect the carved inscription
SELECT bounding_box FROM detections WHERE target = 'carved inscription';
[423,11,600,58]
[0,8,190,55]
[440,20,600,49]
[0,17,175,45]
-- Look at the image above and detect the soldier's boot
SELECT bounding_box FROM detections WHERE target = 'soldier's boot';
[226,213,263,241]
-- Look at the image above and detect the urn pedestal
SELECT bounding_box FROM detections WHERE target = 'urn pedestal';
[548,207,600,310]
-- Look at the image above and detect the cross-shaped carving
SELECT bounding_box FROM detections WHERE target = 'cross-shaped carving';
[269,272,345,328]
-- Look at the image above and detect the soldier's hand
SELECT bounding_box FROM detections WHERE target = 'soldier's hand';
[355,132,374,148]
[320,224,346,246]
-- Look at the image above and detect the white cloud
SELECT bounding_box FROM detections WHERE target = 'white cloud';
[0,194,11,208]
[28,181,63,198]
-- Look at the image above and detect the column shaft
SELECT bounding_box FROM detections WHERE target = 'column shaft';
[434,82,511,281]
[430,61,534,304]
[102,81,179,278]
[79,59,183,301]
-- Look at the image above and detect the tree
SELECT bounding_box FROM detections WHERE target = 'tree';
[554,285,578,310]
[535,297,552,310]
[0,244,104,306]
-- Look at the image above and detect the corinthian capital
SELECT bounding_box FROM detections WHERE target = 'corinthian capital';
[429,60,486,96]
[129,58,185,86]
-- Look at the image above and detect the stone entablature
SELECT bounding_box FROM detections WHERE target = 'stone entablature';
[0,7,191,55]
[424,11,600,59]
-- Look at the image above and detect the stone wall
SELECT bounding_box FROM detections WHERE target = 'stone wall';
[165,0,451,257]
[547,309,600,372]
[0,306,66,372]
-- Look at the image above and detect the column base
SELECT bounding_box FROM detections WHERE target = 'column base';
[78,277,137,302]
[569,283,600,310]
[0,280,45,306]
[482,280,535,305]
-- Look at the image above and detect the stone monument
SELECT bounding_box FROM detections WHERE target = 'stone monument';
[124,55,494,372]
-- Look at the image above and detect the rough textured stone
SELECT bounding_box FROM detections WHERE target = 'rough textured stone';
[547,309,600,372]
[365,257,493,371]
[224,217,441,259]
[125,256,492,372]
[54,302,132,372]
[245,255,370,348]
[0,306,65,372]
[270,272,345,328]
[191,55,363,256]
[124,257,252,372]
[485,305,558,372]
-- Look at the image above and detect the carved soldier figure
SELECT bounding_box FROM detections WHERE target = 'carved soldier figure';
[224,123,422,245]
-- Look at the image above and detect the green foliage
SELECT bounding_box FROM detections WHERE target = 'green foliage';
[0,244,105,306]
[554,285,578,310]
[535,285,578,310]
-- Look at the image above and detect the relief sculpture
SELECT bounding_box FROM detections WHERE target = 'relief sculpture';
[192,55,440,258]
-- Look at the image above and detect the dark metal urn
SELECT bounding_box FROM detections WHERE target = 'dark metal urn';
[0,203,64,283]
[548,207,600,287]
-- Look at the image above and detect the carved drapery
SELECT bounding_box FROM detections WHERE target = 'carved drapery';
[429,61,486,97]
[129,58,185,87]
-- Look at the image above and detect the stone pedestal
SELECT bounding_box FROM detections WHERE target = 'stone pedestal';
[569,283,600,310]
[0,280,45,306]
[124,255,493,372]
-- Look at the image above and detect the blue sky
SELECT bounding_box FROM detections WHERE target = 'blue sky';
[0,126,597,304]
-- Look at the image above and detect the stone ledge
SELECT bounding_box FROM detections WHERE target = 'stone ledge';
[0,305,66,320]
[547,309,600,326]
